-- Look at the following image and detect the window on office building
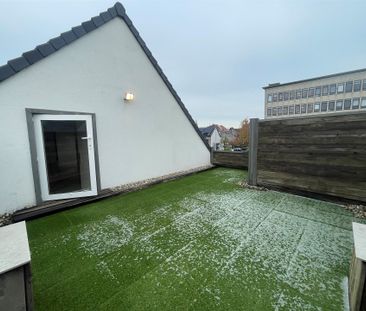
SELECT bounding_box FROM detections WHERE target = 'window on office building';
[322,85,329,96]
[278,106,283,115]
[290,90,295,100]
[336,100,343,111]
[337,83,344,93]
[328,101,335,111]
[329,84,336,95]
[308,88,315,97]
[283,106,289,115]
[284,92,289,101]
[344,99,351,110]
[295,104,300,114]
[307,103,314,113]
[315,87,321,96]
[302,88,308,98]
[296,89,302,99]
[352,98,360,109]
[267,108,272,117]
[301,104,307,113]
[267,94,272,103]
[354,80,361,92]
[363,80,366,91]
[314,102,320,112]
[289,105,294,114]
[321,101,328,112]
[361,97,366,109]
[273,93,278,102]
[345,81,353,93]
[272,107,277,116]
[278,92,283,101]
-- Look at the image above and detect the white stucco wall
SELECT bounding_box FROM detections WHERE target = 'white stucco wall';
[0,18,210,214]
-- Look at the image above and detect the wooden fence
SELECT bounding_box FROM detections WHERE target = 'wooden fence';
[248,112,366,203]
[212,151,248,169]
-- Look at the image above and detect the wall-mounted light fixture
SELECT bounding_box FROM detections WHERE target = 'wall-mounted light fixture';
[124,92,134,102]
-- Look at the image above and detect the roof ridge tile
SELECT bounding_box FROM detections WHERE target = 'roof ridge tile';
[91,16,104,27]
[100,11,112,23]
[36,43,56,57]
[114,2,126,16]
[71,26,86,38]
[0,65,16,81]
[61,30,77,44]
[22,49,43,65]
[81,20,96,33]
[49,36,66,50]
[8,57,29,72]
[107,7,117,18]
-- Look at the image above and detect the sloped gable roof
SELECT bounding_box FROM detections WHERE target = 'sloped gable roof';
[199,125,221,138]
[0,2,210,150]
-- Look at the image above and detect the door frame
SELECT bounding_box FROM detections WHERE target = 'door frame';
[33,114,97,201]
[26,108,101,205]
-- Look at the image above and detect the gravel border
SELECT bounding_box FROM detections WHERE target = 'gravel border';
[1,165,214,226]
[0,213,13,227]
[238,180,366,219]
[343,204,366,219]
[112,165,214,193]
[238,181,268,191]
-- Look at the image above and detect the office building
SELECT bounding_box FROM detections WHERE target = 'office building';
[263,68,366,119]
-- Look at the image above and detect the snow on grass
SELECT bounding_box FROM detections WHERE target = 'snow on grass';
[124,187,355,309]
[77,215,134,256]
[27,168,358,310]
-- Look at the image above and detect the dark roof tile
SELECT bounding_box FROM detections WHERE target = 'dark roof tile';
[100,11,112,22]
[61,30,77,44]
[72,25,86,38]
[91,16,104,27]
[137,36,146,47]
[36,43,55,57]
[130,26,139,37]
[0,65,15,81]
[123,14,133,26]
[8,57,29,72]
[22,49,43,64]
[199,125,216,136]
[108,7,117,17]
[82,20,96,32]
[114,2,126,16]
[49,37,66,50]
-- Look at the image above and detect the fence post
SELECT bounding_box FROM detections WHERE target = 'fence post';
[248,118,259,185]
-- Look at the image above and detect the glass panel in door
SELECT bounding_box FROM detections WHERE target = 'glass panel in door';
[33,114,97,201]
[41,120,91,194]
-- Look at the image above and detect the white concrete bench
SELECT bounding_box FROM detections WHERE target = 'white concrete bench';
[0,221,33,310]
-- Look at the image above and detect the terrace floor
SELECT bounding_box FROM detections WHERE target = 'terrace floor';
[27,168,364,310]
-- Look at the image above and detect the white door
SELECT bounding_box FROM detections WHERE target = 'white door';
[33,114,97,201]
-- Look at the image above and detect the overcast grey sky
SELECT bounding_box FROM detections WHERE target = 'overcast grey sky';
[1,0,366,128]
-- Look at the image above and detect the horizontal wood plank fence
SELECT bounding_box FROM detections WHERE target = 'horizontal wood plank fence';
[248,112,366,203]
[212,151,248,169]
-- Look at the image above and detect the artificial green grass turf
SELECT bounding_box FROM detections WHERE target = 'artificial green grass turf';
[26,168,363,310]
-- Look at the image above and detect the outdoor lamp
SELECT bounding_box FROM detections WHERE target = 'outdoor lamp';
[124,92,134,102]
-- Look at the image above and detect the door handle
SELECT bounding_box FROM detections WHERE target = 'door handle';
[81,136,92,140]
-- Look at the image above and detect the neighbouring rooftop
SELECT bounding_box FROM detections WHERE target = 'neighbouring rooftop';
[26,168,365,310]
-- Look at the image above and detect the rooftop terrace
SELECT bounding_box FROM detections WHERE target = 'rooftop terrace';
[27,168,365,310]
